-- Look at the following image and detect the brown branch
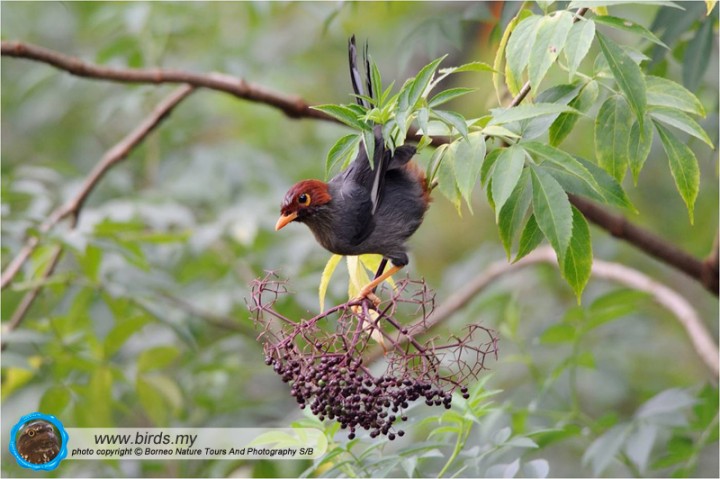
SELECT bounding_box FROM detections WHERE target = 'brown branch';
[367,247,718,378]
[2,33,716,296]
[1,85,195,341]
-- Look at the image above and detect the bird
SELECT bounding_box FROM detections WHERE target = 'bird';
[16,420,61,465]
[275,36,430,303]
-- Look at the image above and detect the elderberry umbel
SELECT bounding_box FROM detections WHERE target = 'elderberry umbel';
[250,273,498,439]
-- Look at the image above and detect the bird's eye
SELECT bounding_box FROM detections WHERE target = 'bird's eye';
[298,193,311,206]
[28,430,35,437]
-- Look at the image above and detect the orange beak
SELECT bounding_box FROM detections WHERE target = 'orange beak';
[275,212,298,231]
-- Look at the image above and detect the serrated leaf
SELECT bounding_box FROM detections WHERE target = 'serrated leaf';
[481,148,502,186]
[490,103,578,126]
[529,11,574,90]
[574,156,636,211]
[453,133,486,207]
[655,122,699,223]
[565,19,596,80]
[595,95,632,182]
[596,32,647,128]
[495,10,532,100]
[628,115,653,184]
[436,146,462,215]
[515,214,545,262]
[522,142,604,200]
[429,87,476,108]
[432,109,469,139]
[311,104,366,130]
[492,145,526,218]
[499,170,532,258]
[409,55,447,108]
[649,107,714,148]
[550,80,599,146]
[530,167,573,262]
[319,254,342,312]
[646,76,705,117]
[325,134,360,177]
[593,15,668,48]
[560,206,593,301]
[506,15,542,92]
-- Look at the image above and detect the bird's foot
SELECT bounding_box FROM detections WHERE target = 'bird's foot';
[353,289,381,308]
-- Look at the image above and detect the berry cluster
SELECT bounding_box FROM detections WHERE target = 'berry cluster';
[251,273,497,439]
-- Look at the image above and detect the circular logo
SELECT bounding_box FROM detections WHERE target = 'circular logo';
[9,412,68,471]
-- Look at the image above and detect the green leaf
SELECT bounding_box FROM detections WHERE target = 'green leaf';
[506,15,542,91]
[574,156,636,211]
[311,104,366,130]
[492,145,526,218]
[596,32,647,128]
[649,107,714,148]
[683,13,714,91]
[646,76,705,117]
[39,385,72,417]
[515,214,545,262]
[525,11,573,90]
[521,142,604,200]
[137,376,169,426]
[453,133,486,207]
[325,134,360,177]
[490,103,577,126]
[481,149,502,186]
[408,55,447,109]
[447,61,494,73]
[593,15,668,48]
[137,346,180,373]
[495,9,534,99]
[628,115,654,184]
[104,313,150,357]
[595,95,632,182]
[319,254,342,312]
[539,323,576,343]
[564,19,596,80]
[559,207,593,301]
[655,122,700,223]
[569,0,682,7]
[436,145,462,215]
[370,59,383,103]
[550,80,599,146]
[583,424,632,476]
[530,167,573,261]
[498,170,532,258]
[432,109,468,139]
[529,11,574,90]
[429,87,476,108]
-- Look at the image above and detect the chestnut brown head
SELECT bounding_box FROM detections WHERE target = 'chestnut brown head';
[276,180,333,230]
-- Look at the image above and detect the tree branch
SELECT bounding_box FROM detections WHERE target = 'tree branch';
[2,38,716,295]
[367,247,718,378]
[1,85,195,341]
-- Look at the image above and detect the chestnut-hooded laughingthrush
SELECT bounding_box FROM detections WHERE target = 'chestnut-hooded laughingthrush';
[275,36,430,302]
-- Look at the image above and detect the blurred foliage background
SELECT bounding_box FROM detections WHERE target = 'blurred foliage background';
[1,2,717,478]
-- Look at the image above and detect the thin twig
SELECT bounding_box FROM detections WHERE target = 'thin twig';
[0,85,195,341]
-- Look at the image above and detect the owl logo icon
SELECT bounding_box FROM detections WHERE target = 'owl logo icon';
[9,412,68,471]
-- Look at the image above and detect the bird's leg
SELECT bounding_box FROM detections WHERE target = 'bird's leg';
[354,264,402,304]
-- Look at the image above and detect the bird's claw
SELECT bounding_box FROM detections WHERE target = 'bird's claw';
[353,290,381,308]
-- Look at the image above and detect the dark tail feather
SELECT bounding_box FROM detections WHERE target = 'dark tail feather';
[364,40,373,101]
[348,35,368,108]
